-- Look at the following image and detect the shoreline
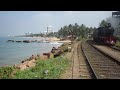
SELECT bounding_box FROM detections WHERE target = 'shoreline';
[0,37,71,68]
[0,41,67,69]
[0,40,72,79]
[7,37,71,43]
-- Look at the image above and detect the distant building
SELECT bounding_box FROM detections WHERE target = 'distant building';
[47,25,54,34]
[88,32,94,38]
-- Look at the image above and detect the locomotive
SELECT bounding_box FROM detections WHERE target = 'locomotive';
[93,23,117,46]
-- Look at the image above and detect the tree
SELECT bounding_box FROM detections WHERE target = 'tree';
[99,20,108,27]
[57,23,97,40]
[58,27,64,38]
[73,23,79,36]
[63,25,69,37]
[79,24,86,39]
[47,32,51,37]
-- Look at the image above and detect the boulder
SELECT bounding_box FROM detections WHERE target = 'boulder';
[7,40,15,42]
[37,54,40,58]
[22,61,29,65]
[26,61,36,68]
[39,54,49,60]
[14,64,27,70]
[23,40,30,43]
[49,53,54,58]
[21,60,25,63]
[16,41,22,42]
[51,49,55,53]
[29,55,36,60]
[43,53,50,58]
[14,60,36,70]
[20,65,27,70]
[68,46,71,52]
[21,59,29,63]
[30,59,36,63]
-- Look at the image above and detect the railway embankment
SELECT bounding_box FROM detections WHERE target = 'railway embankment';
[82,40,120,79]
[93,45,120,62]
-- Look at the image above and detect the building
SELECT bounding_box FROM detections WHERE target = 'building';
[47,25,54,34]
[88,32,94,38]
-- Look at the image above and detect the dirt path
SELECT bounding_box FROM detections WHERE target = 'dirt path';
[60,41,92,79]
[60,42,80,79]
[72,43,80,79]
[59,43,74,79]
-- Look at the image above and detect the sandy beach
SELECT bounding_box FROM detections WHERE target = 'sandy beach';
[46,37,71,43]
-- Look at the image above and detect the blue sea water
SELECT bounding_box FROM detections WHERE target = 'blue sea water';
[0,36,62,67]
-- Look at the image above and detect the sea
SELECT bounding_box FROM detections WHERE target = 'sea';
[0,36,63,67]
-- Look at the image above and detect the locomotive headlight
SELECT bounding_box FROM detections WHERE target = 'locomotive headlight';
[111,41,114,44]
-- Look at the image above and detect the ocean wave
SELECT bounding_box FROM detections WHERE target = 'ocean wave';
[50,42,62,45]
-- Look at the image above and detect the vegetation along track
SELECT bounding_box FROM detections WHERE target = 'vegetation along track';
[82,40,120,79]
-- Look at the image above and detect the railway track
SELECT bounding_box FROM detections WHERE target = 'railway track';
[81,40,120,79]
[109,46,120,51]
[77,42,93,79]
[81,41,98,79]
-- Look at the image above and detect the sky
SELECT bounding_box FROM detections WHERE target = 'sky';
[0,11,113,36]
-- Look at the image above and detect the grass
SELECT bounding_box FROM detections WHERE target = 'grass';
[12,56,70,79]
[115,41,120,47]
[116,37,120,41]
[0,66,15,79]
[115,36,120,47]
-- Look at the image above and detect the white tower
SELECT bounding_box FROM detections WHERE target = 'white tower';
[47,25,53,34]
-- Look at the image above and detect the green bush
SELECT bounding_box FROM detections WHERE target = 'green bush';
[77,36,83,41]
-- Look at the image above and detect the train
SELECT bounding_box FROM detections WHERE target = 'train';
[93,23,117,46]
